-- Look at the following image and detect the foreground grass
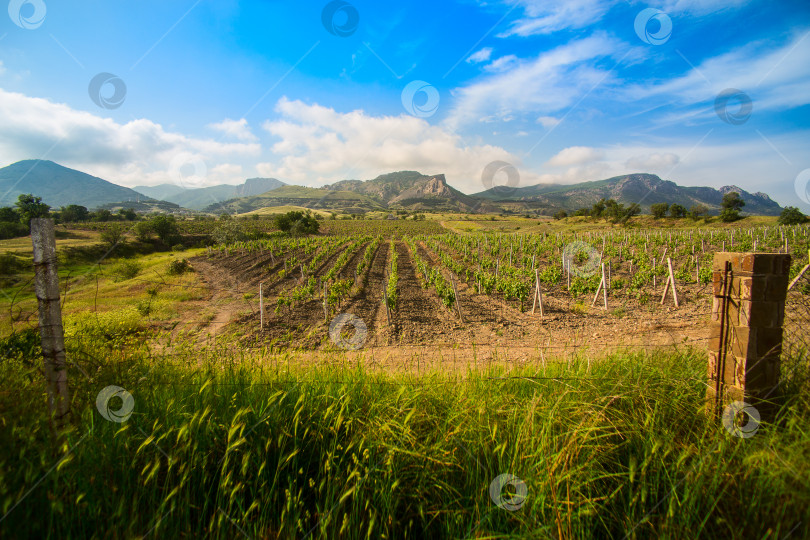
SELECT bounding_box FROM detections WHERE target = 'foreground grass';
[1,331,808,539]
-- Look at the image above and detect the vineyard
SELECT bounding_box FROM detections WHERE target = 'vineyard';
[196,223,810,354]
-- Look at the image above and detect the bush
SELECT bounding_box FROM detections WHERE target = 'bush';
[133,221,153,242]
[650,203,669,219]
[100,223,127,247]
[171,243,186,252]
[553,209,568,220]
[669,204,687,218]
[167,259,192,275]
[273,211,319,236]
[0,221,28,240]
[778,206,808,225]
[110,260,141,282]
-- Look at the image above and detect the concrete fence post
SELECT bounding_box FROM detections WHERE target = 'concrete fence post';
[30,218,71,432]
[707,252,791,422]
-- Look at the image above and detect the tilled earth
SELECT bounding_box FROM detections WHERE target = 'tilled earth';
[181,239,727,366]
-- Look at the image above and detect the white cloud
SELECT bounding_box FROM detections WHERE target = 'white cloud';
[261,97,525,193]
[625,152,680,171]
[536,115,560,128]
[628,29,810,124]
[467,47,493,63]
[445,34,623,128]
[484,55,519,72]
[546,146,605,167]
[496,0,752,38]
[499,0,616,37]
[208,118,258,142]
[0,88,260,188]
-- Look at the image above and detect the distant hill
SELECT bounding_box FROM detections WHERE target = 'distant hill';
[214,171,486,215]
[202,185,384,214]
[472,173,783,216]
[134,177,285,210]
[330,171,481,212]
[0,160,153,209]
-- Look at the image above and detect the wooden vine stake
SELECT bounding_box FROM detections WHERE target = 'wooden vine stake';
[382,273,391,325]
[259,283,264,329]
[451,274,464,323]
[787,249,810,291]
[531,268,545,316]
[591,263,608,310]
[660,257,680,307]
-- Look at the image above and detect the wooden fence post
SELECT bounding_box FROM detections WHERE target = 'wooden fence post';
[31,218,70,431]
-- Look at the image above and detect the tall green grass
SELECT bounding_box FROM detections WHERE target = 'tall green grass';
[1,334,808,538]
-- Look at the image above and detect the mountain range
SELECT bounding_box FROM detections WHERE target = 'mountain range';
[0,160,785,216]
[134,177,286,210]
[0,159,150,209]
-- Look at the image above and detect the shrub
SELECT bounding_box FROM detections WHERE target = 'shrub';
[100,222,127,247]
[133,221,153,242]
[111,260,141,281]
[650,203,669,219]
[274,211,319,237]
[0,221,28,240]
[778,206,808,225]
[167,259,192,276]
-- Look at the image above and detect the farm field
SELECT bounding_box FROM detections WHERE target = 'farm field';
[2,217,809,538]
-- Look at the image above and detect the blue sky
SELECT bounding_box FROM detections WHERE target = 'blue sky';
[1,0,809,209]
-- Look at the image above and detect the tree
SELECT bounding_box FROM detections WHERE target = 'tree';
[650,203,669,219]
[778,206,808,225]
[688,204,709,221]
[118,208,137,221]
[133,221,153,242]
[574,208,590,217]
[15,194,50,225]
[60,204,89,222]
[0,207,19,223]
[100,222,127,247]
[92,209,114,222]
[591,199,607,218]
[669,203,687,219]
[553,209,568,220]
[150,215,180,245]
[273,211,319,236]
[720,192,745,222]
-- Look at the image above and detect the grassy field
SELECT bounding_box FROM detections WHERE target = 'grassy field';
[1,217,807,538]
[2,333,808,538]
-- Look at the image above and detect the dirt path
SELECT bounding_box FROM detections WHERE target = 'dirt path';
[340,241,390,347]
